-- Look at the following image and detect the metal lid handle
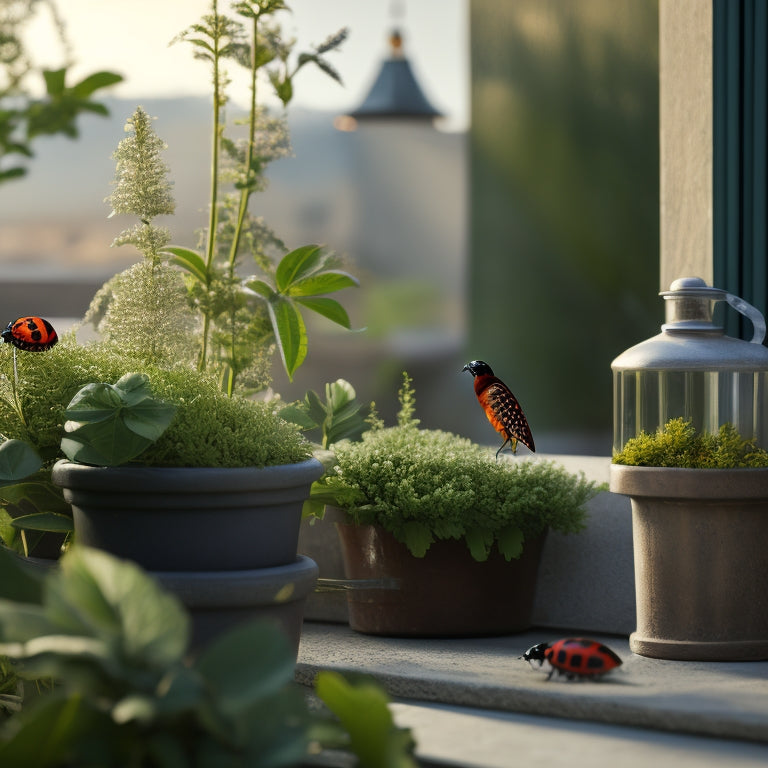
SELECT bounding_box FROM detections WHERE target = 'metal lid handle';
[725,293,766,344]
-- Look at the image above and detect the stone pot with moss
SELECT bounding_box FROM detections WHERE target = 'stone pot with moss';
[611,418,768,661]
[307,375,600,637]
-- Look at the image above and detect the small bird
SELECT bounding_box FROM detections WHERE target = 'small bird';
[462,360,534,458]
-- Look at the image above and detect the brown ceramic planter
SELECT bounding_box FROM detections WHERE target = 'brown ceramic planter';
[610,464,768,661]
[336,522,545,637]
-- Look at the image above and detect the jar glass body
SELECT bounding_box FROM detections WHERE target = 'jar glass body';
[613,367,768,454]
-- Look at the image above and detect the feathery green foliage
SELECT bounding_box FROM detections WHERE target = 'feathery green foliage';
[0,338,310,468]
[311,374,599,561]
[613,417,768,468]
[106,106,175,224]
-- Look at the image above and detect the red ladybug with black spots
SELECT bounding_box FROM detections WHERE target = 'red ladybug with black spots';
[2,316,58,352]
[522,638,622,680]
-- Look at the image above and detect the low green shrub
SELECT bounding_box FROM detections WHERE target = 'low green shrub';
[311,374,601,561]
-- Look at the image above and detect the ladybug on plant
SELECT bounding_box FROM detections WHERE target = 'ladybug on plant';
[2,316,58,352]
[522,638,622,681]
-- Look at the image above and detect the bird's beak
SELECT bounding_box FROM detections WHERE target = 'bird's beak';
[461,364,469,372]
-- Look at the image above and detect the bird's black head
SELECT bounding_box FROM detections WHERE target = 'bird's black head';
[462,360,494,377]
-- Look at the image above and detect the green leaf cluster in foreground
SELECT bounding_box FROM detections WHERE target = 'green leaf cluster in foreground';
[0,546,417,767]
[612,417,768,468]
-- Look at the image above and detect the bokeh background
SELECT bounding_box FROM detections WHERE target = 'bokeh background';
[0,0,660,454]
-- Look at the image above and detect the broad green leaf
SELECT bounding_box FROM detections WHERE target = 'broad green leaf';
[315,671,417,768]
[42,68,66,96]
[305,389,330,426]
[61,418,151,467]
[62,377,176,466]
[10,512,73,533]
[275,245,323,292]
[112,372,153,405]
[327,379,356,410]
[64,382,124,424]
[71,71,123,98]
[294,297,352,329]
[0,692,115,768]
[497,527,525,561]
[286,271,358,297]
[278,403,316,430]
[47,547,189,667]
[268,296,307,381]
[0,600,58,643]
[121,400,177,442]
[0,481,72,516]
[245,278,275,299]
[195,622,295,717]
[400,522,433,558]
[0,440,43,482]
[162,246,209,285]
[0,546,44,603]
[464,527,494,562]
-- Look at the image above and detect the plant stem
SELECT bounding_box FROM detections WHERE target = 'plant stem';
[224,10,261,396]
[199,0,224,373]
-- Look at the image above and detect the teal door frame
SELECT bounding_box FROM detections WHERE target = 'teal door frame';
[713,0,768,339]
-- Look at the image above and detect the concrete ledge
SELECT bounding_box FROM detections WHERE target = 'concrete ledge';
[297,624,768,744]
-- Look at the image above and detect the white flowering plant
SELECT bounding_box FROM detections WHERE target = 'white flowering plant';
[86,0,354,393]
[308,374,601,562]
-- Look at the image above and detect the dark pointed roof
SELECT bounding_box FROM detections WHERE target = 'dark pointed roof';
[350,30,442,121]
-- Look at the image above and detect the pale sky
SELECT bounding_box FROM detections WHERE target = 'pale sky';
[27,0,469,130]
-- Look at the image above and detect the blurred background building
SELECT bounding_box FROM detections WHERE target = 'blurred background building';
[0,0,662,455]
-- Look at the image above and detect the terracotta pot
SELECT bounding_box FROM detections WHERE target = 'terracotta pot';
[610,464,768,660]
[336,522,545,637]
[51,458,323,571]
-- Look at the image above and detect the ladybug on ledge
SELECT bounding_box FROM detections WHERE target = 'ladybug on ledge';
[522,638,622,681]
[2,317,58,352]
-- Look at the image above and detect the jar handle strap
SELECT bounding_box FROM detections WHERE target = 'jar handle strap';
[725,294,766,344]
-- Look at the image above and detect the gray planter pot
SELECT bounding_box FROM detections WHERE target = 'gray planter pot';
[610,464,768,661]
[52,458,324,656]
[52,458,324,571]
[155,555,319,656]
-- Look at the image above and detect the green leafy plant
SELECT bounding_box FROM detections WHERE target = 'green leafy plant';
[0,338,312,552]
[612,417,768,468]
[0,545,416,767]
[0,0,122,183]
[90,1,355,393]
[280,379,370,450]
[60,373,177,467]
[310,373,600,561]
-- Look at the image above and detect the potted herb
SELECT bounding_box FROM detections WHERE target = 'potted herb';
[308,374,599,636]
[611,417,768,661]
[0,0,355,652]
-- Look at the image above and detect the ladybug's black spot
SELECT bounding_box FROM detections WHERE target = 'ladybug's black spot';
[570,654,584,668]
[556,649,568,664]
[30,330,42,341]
[587,655,606,670]
[25,319,39,330]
